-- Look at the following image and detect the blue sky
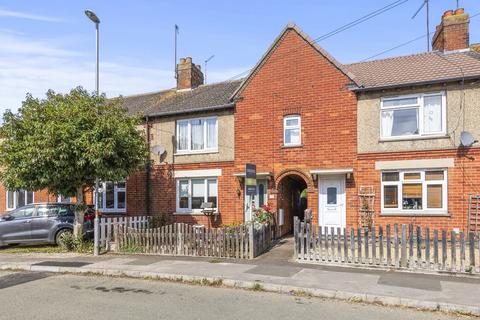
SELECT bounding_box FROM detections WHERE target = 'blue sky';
[0,0,479,113]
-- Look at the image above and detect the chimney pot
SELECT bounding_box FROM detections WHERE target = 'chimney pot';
[443,10,454,19]
[186,57,192,63]
[180,58,186,64]
[455,8,465,15]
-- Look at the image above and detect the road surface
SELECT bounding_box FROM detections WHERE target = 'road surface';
[0,271,469,320]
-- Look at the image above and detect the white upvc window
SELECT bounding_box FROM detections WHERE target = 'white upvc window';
[381,169,447,214]
[96,181,126,213]
[176,178,218,213]
[283,115,301,146]
[6,190,34,211]
[380,92,446,140]
[56,195,71,203]
[176,117,218,153]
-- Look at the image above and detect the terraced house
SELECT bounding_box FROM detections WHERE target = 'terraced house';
[2,8,480,235]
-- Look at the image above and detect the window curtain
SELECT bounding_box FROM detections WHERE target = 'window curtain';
[191,179,205,209]
[427,185,442,208]
[178,121,189,150]
[381,110,394,137]
[207,179,218,207]
[206,119,217,149]
[423,95,442,133]
[191,119,204,150]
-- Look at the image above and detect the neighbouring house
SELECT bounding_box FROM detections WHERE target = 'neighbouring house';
[2,8,480,234]
[350,8,480,232]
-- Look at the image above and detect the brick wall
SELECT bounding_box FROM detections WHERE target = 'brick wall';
[233,27,358,227]
[357,147,480,231]
[123,161,241,226]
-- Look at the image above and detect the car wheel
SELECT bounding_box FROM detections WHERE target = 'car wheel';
[55,229,73,245]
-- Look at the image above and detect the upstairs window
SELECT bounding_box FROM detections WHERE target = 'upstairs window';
[284,115,301,146]
[177,117,217,153]
[380,93,445,139]
[6,190,34,211]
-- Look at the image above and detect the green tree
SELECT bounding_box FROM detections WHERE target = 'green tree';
[0,87,148,236]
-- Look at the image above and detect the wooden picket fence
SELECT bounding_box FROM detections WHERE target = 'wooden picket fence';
[113,220,275,259]
[97,216,150,247]
[294,217,480,274]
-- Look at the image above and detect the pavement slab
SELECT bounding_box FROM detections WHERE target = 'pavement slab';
[1,240,480,316]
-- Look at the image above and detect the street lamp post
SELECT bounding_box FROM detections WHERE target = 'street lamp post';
[85,9,101,256]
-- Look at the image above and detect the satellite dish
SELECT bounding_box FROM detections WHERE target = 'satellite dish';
[460,131,478,147]
[151,145,166,156]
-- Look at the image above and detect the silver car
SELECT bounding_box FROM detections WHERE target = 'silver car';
[0,203,94,246]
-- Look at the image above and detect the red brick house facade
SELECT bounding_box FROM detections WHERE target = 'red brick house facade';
[2,8,480,235]
[231,23,358,235]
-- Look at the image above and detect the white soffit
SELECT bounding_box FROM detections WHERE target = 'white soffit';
[309,168,353,175]
[174,169,222,178]
[233,172,273,177]
[375,158,454,170]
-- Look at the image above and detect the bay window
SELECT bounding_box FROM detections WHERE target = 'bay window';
[176,178,218,212]
[6,190,34,210]
[381,169,447,214]
[176,117,218,153]
[96,181,126,212]
[380,92,445,139]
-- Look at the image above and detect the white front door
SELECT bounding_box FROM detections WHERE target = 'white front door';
[319,175,346,229]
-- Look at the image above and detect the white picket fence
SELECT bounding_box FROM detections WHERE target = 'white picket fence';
[96,216,150,248]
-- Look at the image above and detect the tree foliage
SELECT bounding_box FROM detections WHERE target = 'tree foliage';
[0,87,148,201]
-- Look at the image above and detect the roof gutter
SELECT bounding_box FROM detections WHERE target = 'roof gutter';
[143,102,235,119]
[350,75,480,93]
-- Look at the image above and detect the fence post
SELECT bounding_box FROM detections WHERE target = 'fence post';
[114,224,119,252]
[249,223,254,259]
[386,225,391,266]
[469,232,476,268]
[451,230,457,272]
[442,230,447,270]
[434,229,439,269]
[416,226,422,268]
[401,224,407,268]
[293,217,299,259]
[94,216,100,256]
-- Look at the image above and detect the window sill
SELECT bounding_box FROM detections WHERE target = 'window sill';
[281,144,304,149]
[380,211,450,217]
[174,150,219,156]
[379,134,449,143]
[100,209,127,214]
[174,211,218,216]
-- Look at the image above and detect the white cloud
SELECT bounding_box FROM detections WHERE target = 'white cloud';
[0,31,248,115]
[0,8,63,22]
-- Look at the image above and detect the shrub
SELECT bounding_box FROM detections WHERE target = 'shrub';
[59,233,93,253]
[150,213,174,228]
[253,204,274,224]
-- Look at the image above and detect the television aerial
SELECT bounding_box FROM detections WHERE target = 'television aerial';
[151,145,166,157]
[460,131,478,147]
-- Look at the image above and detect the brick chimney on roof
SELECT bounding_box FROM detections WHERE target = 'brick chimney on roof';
[176,57,204,90]
[432,8,470,52]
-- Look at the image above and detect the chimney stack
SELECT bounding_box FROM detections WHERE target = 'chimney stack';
[432,8,470,52]
[176,57,204,90]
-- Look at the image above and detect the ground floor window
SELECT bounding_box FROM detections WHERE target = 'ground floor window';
[381,169,447,214]
[176,178,218,212]
[56,195,71,203]
[96,181,126,212]
[6,190,34,211]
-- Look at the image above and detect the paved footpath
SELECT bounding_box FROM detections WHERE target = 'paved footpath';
[1,238,480,316]
[0,271,464,320]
